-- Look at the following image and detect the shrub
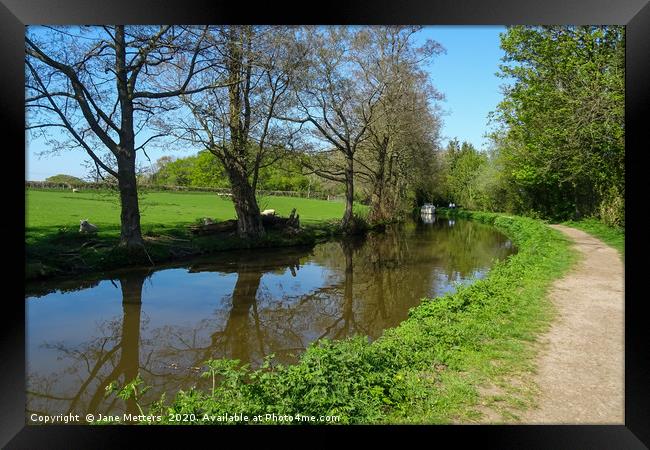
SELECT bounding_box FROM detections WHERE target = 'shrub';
[598,186,625,228]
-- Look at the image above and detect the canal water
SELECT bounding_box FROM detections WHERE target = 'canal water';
[25,216,516,418]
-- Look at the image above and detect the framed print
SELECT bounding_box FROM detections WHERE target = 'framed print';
[3,0,648,447]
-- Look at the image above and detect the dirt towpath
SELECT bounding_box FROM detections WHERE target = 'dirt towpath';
[519,224,624,424]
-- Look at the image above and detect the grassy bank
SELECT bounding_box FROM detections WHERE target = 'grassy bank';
[561,218,624,256]
[109,210,576,424]
[25,189,362,280]
[26,221,344,281]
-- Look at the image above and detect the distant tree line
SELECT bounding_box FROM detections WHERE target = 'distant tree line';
[44,174,87,185]
[142,150,333,195]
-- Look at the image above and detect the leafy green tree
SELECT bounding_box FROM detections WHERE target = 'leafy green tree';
[493,26,624,224]
[256,155,311,192]
[189,151,230,188]
[149,150,313,192]
[443,140,488,210]
[44,174,86,185]
[152,156,194,186]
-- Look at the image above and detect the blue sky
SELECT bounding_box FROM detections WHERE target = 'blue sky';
[25,26,510,181]
[419,26,510,148]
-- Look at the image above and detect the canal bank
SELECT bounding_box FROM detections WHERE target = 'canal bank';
[26,217,515,420]
[25,221,345,282]
[103,211,578,424]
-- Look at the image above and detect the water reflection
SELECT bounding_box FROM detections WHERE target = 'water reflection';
[183,250,307,365]
[420,212,435,224]
[26,218,516,418]
[27,270,152,418]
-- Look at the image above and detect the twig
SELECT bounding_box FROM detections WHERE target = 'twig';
[141,244,155,267]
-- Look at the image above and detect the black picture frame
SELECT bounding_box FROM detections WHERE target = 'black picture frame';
[4,0,648,447]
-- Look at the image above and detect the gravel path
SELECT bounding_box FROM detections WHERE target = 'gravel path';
[520,224,624,424]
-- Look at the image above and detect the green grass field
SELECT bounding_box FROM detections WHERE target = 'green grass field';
[25,188,357,279]
[27,188,347,231]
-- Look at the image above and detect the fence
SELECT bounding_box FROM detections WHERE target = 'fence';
[25,181,345,201]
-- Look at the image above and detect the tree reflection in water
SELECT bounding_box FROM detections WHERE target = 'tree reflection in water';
[26,218,515,417]
[27,270,151,417]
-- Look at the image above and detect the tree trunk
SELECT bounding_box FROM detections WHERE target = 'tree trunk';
[117,154,144,249]
[341,157,355,232]
[120,301,141,414]
[369,138,389,222]
[228,167,265,239]
[114,25,147,251]
[370,180,386,222]
[370,152,386,222]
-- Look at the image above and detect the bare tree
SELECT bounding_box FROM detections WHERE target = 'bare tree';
[163,26,305,238]
[26,25,218,249]
[350,27,444,222]
[289,27,385,232]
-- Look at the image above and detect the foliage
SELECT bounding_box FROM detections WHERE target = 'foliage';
[256,156,314,192]
[108,211,575,424]
[596,186,625,228]
[439,140,489,210]
[44,174,87,185]
[429,26,625,231]
[150,152,227,188]
[105,374,150,416]
[148,150,315,192]
[491,26,624,223]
